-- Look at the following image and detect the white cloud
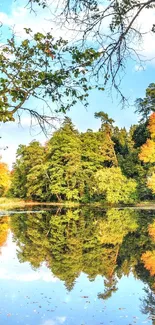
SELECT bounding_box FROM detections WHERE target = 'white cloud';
[131,7,155,65]
[42,320,56,325]
[0,1,78,41]
[0,145,17,170]
[0,0,155,63]
[1,0,155,69]
[0,12,12,25]
[42,316,66,325]
[56,317,66,324]
[0,268,58,282]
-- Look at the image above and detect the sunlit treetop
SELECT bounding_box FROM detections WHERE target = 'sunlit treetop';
[139,139,155,163]
[141,250,155,277]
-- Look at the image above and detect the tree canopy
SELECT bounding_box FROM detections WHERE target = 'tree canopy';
[0,0,154,130]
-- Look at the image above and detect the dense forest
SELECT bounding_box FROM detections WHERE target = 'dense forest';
[1,110,155,204]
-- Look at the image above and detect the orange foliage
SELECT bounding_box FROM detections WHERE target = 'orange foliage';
[139,139,155,163]
[141,250,155,276]
[139,113,155,163]
[148,112,155,139]
[139,114,155,193]
[148,221,155,241]
[0,217,9,247]
[147,173,155,194]
[44,41,55,59]
[44,48,55,59]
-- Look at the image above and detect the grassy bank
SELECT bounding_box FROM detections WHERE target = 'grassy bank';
[0,198,115,210]
[1,197,155,211]
[0,198,81,210]
[0,198,27,209]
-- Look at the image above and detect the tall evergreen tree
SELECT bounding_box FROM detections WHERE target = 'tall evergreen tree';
[95,111,118,167]
[46,117,84,201]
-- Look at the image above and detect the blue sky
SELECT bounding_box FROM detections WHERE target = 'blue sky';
[1,0,155,168]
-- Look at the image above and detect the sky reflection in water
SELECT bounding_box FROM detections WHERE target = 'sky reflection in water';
[0,208,154,325]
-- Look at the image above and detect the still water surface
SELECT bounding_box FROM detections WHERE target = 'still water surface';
[0,207,155,324]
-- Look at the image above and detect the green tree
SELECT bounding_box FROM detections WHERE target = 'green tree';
[94,167,137,204]
[136,84,155,121]
[140,287,155,325]
[112,123,152,201]
[46,117,84,201]
[112,127,129,157]
[97,208,138,245]
[132,122,150,148]
[79,112,117,202]
[10,141,46,200]
[95,111,118,167]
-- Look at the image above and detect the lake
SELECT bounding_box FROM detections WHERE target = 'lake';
[0,207,155,324]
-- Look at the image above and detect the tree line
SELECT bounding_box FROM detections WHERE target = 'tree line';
[0,111,151,204]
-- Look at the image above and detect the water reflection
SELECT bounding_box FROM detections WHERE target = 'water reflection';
[9,208,139,291]
[1,207,155,324]
[0,216,9,247]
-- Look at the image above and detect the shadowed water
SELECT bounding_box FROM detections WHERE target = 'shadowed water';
[0,207,155,324]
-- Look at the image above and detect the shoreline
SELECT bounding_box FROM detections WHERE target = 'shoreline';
[1,198,155,210]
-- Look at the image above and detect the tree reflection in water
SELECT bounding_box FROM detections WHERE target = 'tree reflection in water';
[0,216,9,248]
[2,206,155,322]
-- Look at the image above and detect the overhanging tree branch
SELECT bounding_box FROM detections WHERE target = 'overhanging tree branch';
[26,0,155,101]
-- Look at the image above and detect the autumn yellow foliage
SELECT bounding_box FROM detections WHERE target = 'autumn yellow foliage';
[147,173,155,194]
[141,223,155,276]
[0,217,9,247]
[139,139,155,163]
[148,112,155,139]
[139,113,155,163]
[141,250,155,276]
[148,220,155,241]
[0,162,10,196]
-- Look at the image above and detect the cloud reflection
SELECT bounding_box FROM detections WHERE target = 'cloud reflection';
[0,233,58,283]
[0,268,58,282]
